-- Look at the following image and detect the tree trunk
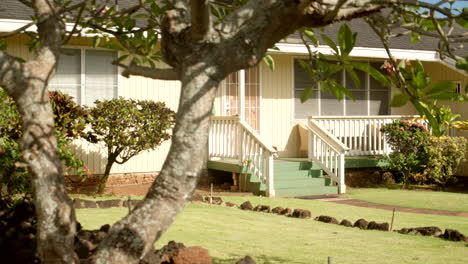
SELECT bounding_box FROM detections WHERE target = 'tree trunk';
[97,155,115,194]
[12,77,78,263]
[92,63,220,263]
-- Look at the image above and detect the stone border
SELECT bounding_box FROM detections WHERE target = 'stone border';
[195,195,468,243]
[73,198,141,209]
[74,196,468,243]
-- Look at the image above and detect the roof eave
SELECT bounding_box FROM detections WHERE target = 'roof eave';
[270,43,466,76]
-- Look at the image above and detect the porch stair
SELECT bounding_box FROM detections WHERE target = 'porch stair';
[207,156,387,197]
[271,159,337,197]
[207,158,339,197]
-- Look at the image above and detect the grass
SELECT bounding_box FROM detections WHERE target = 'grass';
[344,188,468,212]
[76,196,468,264]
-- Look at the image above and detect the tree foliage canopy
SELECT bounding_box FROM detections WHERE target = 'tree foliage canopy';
[0,0,466,263]
[87,97,175,193]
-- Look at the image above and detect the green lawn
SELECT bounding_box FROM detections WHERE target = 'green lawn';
[344,188,468,212]
[76,197,468,264]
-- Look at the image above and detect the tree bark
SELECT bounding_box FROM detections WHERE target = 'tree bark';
[90,1,386,263]
[0,0,78,262]
[98,156,115,194]
[92,62,220,263]
[12,71,78,263]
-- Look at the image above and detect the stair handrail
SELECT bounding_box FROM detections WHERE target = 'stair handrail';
[209,116,277,197]
[237,119,276,197]
[307,118,349,194]
[238,120,277,153]
[307,119,349,153]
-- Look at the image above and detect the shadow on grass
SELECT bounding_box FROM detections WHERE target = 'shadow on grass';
[212,254,292,264]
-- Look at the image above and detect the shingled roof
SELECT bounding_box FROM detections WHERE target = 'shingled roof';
[1,0,465,56]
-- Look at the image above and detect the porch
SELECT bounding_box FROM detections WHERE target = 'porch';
[208,115,420,197]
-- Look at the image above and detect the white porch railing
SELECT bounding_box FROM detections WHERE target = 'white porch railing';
[307,118,349,194]
[312,115,421,156]
[209,116,277,197]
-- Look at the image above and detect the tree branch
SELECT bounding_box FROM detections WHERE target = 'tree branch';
[0,21,36,38]
[116,61,179,80]
[0,51,24,93]
[191,0,211,41]
[371,0,455,18]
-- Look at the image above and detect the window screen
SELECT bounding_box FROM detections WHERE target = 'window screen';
[49,48,117,106]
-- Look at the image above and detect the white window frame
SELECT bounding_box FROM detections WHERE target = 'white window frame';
[49,47,120,105]
[292,57,391,121]
[220,67,262,134]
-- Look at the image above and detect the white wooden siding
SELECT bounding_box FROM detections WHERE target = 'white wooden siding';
[5,35,181,175]
[5,35,468,176]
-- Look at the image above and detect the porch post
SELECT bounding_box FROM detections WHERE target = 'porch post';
[338,153,346,194]
[239,69,246,121]
[266,153,275,197]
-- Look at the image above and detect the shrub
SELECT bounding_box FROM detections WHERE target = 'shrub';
[0,137,30,194]
[424,136,467,186]
[381,120,430,186]
[0,88,88,195]
[49,91,90,138]
[87,97,176,193]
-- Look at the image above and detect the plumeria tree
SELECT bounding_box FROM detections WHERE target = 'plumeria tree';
[0,0,466,263]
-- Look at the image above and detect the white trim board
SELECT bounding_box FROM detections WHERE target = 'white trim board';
[0,18,111,37]
[271,43,467,76]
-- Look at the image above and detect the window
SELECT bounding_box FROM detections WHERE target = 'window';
[294,59,389,119]
[221,67,260,132]
[49,48,118,105]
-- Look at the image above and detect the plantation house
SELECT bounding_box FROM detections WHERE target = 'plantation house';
[1,0,467,196]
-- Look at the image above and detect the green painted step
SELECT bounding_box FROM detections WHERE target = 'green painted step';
[274,186,338,197]
[274,160,321,170]
[274,170,323,179]
[274,178,332,188]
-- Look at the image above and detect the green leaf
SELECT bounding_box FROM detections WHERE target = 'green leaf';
[412,71,430,89]
[13,56,26,63]
[0,39,6,50]
[300,87,315,103]
[321,80,352,100]
[302,28,319,47]
[456,16,468,28]
[320,34,339,54]
[455,57,468,72]
[351,62,389,87]
[411,32,421,43]
[391,93,410,107]
[397,59,406,70]
[115,54,129,63]
[344,66,361,89]
[93,36,101,48]
[427,93,465,102]
[337,24,356,55]
[263,55,275,71]
[425,81,457,96]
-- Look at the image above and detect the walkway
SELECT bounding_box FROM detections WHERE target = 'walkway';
[318,197,468,217]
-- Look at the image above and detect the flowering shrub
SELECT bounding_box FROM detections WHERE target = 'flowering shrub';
[381,120,430,186]
[381,120,429,155]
